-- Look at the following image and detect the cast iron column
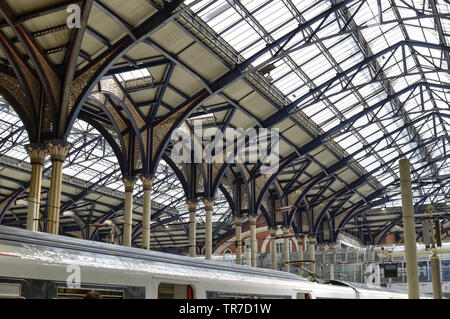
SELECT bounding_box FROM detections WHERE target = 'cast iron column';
[123,177,137,247]
[26,144,48,231]
[141,175,154,250]
[399,159,420,299]
[270,228,277,270]
[187,199,198,257]
[46,142,70,235]
[235,216,243,265]
[204,198,215,260]
[249,215,258,267]
[283,227,291,273]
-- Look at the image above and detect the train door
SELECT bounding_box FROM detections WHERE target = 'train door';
[158,283,195,299]
[296,291,312,299]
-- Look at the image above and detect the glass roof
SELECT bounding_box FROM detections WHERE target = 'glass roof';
[186,0,450,207]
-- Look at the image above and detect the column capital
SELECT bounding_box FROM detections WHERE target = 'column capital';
[269,227,277,237]
[187,199,198,211]
[203,198,215,210]
[248,215,257,225]
[123,176,137,192]
[47,141,71,162]
[309,236,316,244]
[141,174,155,190]
[234,216,243,226]
[282,226,291,233]
[26,143,48,165]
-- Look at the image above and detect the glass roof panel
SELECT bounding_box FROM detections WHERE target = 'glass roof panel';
[186,0,450,208]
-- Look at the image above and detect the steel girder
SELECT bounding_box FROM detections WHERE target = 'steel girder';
[313,134,450,236]
[255,82,450,232]
[208,41,450,234]
[3,1,450,249]
[334,176,450,243]
[66,0,187,138]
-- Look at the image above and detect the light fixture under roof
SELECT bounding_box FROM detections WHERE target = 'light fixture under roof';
[116,68,153,90]
[15,199,28,206]
[188,113,215,126]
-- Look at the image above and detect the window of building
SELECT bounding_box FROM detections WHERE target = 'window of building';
[276,242,283,253]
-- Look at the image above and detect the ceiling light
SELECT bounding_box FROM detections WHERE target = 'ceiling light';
[15,199,28,206]
[259,63,276,75]
[188,113,215,126]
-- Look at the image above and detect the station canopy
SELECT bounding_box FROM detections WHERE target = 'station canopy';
[185,0,450,208]
[0,0,449,247]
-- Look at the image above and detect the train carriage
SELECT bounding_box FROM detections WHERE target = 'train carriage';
[0,225,415,299]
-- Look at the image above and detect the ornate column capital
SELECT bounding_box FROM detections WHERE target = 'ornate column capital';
[269,227,277,237]
[234,216,243,227]
[248,215,257,225]
[141,174,155,190]
[203,198,215,211]
[309,236,316,244]
[282,226,291,234]
[47,141,71,162]
[187,199,198,211]
[123,176,137,192]
[26,143,48,165]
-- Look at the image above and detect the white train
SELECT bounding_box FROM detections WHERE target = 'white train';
[0,225,416,299]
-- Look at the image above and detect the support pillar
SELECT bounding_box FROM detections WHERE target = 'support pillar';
[141,175,154,250]
[309,236,316,275]
[26,144,48,231]
[297,236,304,276]
[249,215,257,267]
[187,200,198,257]
[46,142,70,235]
[399,159,420,299]
[204,198,214,260]
[235,217,243,265]
[270,228,277,270]
[123,177,137,247]
[430,250,442,299]
[246,240,251,266]
[283,227,290,273]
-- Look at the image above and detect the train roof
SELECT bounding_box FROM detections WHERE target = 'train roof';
[0,225,307,283]
[322,280,407,295]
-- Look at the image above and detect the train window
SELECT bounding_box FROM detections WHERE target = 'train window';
[158,283,194,299]
[218,295,256,299]
[296,292,312,299]
[56,287,124,299]
[0,283,24,299]
[207,291,290,299]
